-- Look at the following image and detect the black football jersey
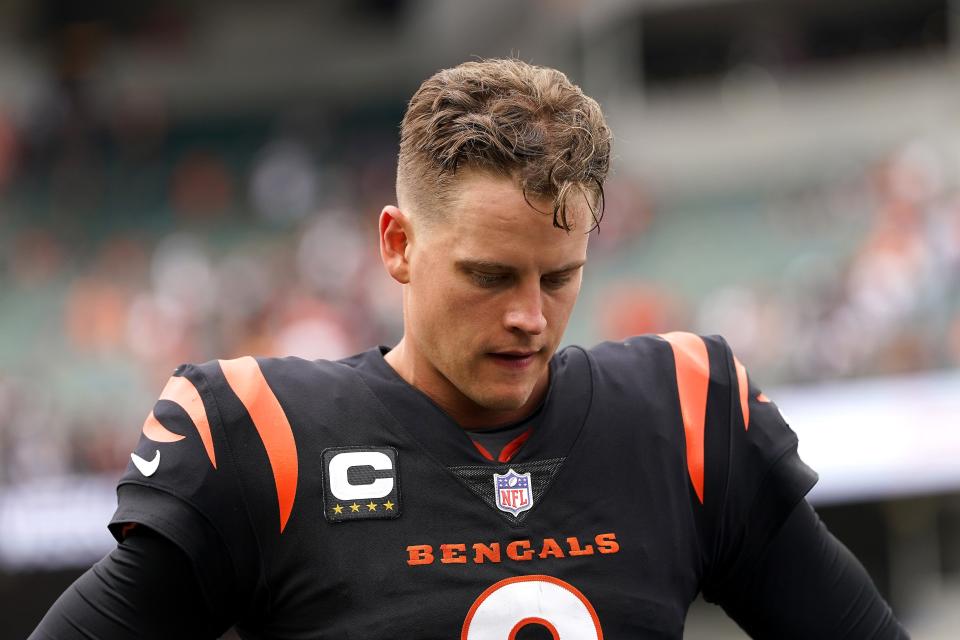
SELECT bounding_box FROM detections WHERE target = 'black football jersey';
[110,332,817,639]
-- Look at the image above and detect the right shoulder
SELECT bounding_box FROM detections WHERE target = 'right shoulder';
[114,354,361,534]
[139,355,347,453]
[177,354,353,404]
[109,354,362,588]
[161,354,360,436]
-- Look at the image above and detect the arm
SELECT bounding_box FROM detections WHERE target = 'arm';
[29,528,234,640]
[719,499,909,639]
[34,361,267,638]
[673,335,907,637]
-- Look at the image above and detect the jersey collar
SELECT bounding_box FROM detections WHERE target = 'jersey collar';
[346,345,592,467]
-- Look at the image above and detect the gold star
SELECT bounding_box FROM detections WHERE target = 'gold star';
[383,500,395,511]
[350,503,360,513]
[366,501,378,511]
[332,504,343,515]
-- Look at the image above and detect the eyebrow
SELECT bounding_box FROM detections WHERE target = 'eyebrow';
[455,259,586,275]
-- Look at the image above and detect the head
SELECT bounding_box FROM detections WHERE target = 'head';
[380,59,612,426]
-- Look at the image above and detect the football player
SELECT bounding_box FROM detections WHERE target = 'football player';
[32,59,908,639]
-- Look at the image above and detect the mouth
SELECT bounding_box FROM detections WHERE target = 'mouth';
[488,349,540,370]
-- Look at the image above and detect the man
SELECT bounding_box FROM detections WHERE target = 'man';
[33,59,907,638]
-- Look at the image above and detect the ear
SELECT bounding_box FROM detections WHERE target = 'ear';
[379,205,412,284]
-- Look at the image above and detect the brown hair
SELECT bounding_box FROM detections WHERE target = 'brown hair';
[397,58,612,231]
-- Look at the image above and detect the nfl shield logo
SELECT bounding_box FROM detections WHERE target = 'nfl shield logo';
[494,469,533,516]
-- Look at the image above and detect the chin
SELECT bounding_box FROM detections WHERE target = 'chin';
[471,386,533,412]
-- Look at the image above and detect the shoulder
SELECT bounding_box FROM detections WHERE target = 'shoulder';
[118,353,369,536]
[585,332,737,390]
[183,354,353,390]
[171,355,362,417]
[577,333,741,447]
[136,353,366,484]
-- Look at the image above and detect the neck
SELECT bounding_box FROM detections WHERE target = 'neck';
[383,338,548,429]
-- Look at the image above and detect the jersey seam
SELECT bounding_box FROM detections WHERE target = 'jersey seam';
[711,437,807,597]
[745,438,806,521]
[653,335,711,585]
[714,336,738,581]
[337,361,452,473]
[549,346,597,511]
[193,363,275,619]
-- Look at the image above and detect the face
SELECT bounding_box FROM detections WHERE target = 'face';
[384,170,591,427]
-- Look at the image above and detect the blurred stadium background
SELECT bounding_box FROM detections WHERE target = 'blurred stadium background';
[0,0,958,637]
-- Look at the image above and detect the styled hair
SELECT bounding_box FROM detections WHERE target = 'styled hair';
[397,58,612,231]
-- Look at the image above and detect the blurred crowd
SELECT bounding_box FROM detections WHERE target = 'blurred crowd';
[0,53,959,485]
[0,65,412,482]
[683,141,959,382]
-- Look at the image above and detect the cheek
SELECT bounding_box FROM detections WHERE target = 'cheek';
[412,263,453,312]
[415,277,480,342]
[544,289,580,328]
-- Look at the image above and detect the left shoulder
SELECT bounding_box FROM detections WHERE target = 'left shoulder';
[586,332,752,434]
[586,332,739,385]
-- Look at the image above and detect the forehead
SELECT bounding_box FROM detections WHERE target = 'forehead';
[429,170,591,265]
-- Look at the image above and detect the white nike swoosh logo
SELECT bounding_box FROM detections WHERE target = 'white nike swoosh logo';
[131,450,161,477]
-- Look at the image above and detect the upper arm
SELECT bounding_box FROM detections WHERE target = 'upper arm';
[719,500,909,639]
[651,333,818,597]
[30,529,231,640]
[109,361,262,620]
[704,335,819,596]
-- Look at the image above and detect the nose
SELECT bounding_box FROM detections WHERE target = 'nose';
[503,280,547,335]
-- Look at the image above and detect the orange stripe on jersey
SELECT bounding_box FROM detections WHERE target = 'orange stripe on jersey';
[220,356,299,533]
[143,375,215,468]
[142,412,186,443]
[733,356,749,431]
[757,392,771,403]
[162,376,214,466]
[472,440,495,461]
[660,332,709,504]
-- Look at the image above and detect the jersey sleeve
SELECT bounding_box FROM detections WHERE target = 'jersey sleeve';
[695,334,819,602]
[720,500,908,638]
[108,361,261,618]
[30,529,232,640]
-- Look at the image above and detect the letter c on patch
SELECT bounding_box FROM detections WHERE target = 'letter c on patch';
[328,450,394,500]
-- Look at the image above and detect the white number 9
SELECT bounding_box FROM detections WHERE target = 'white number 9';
[461,575,603,639]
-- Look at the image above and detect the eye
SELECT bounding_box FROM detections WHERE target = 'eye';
[471,272,506,288]
[542,274,573,289]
